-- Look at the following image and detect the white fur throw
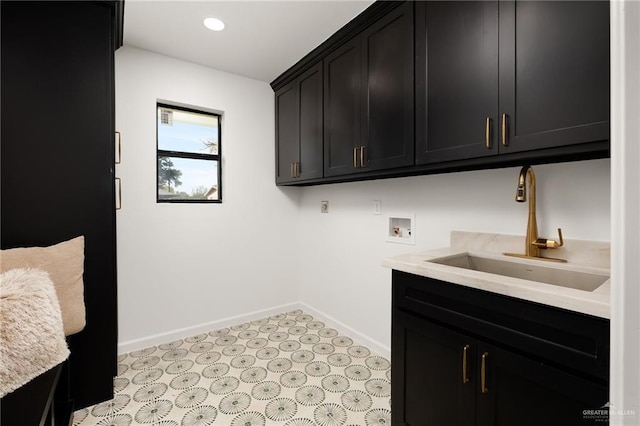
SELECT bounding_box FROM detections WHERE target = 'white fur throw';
[0,268,70,397]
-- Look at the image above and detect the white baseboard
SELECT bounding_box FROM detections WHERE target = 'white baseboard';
[118,301,391,360]
[118,302,301,354]
[298,302,390,359]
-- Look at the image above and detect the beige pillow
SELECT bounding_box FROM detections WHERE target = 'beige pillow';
[0,236,85,335]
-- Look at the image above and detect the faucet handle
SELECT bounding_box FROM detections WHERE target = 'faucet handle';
[552,228,564,248]
[534,228,564,249]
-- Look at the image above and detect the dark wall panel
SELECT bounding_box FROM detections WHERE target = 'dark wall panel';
[1,0,118,411]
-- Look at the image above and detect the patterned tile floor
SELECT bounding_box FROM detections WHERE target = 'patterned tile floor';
[73,309,391,425]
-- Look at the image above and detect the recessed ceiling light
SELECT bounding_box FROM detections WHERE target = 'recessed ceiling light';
[204,17,225,32]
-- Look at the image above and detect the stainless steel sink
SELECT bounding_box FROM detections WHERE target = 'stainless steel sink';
[427,253,609,292]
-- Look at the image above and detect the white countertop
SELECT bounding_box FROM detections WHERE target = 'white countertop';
[383,232,611,319]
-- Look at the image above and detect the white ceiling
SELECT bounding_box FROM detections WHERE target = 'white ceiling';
[123,1,375,83]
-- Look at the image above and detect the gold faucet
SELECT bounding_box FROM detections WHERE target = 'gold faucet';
[504,165,567,262]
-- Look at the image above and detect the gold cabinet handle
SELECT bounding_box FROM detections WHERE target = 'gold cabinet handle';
[481,352,489,394]
[294,162,300,178]
[353,147,359,168]
[115,177,122,210]
[360,145,366,168]
[115,131,122,164]
[501,113,509,146]
[462,345,471,384]
[485,118,492,149]
[290,162,295,178]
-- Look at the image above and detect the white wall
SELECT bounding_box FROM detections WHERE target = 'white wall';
[114,47,612,363]
[115,47,301,350]
[112,11,636,417]
[298,159,611,354]
[610,1,640,421]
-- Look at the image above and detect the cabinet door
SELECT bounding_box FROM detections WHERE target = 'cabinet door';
[498,1,610,153]
[360,1,414,172]
[275,63,323,184]
[415,1,499,165]
[1,1,118,410]
[275,83,299,184]
[476,342,609,426]
[298,63,323,181]
[324,38,362,177]
[392,311,475,426]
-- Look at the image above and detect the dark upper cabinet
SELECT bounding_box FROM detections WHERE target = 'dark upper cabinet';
[416,1,610,165]
[360,3,414,172]
[273,0,609,186]
[499,1,610,154]
[324,39,362,177]
[415,1,500,164]
[1,0,121,421]
[276,62,323,183]
[324,1,414,177]
[276,84,299,183]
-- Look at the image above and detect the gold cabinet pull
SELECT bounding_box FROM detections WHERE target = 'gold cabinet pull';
[353,147,359,168]
[485,118,492,149]
[360,145,367,168]
[481,352,489,394]
[290,162,295,178]
[462,345,471,384]
[115,131,122,164]
[115,177,122,210]
[294,162,300,178]
[501,113,509,146]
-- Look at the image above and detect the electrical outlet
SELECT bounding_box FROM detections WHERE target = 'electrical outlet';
[320,200,329,213]
[373,200,382,215]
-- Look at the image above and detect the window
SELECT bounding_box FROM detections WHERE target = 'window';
[157,103,222,203]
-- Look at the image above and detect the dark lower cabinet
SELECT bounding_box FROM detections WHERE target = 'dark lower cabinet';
[477,342,608,426]
[392,270,609,426]
[395,311,475,426]
[1,1,122,423]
